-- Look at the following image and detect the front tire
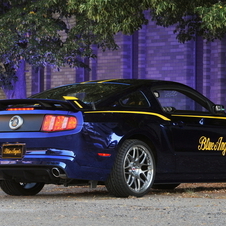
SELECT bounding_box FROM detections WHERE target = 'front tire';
[0,180,45,196]
[105,139,155,197]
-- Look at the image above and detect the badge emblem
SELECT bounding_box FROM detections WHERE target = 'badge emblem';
[9,115,23,130]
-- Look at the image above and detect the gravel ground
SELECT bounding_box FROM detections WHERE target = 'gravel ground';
[0,183,226,226]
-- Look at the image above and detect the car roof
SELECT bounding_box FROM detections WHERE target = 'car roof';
[86,79,213,105]
[79,79,185,88]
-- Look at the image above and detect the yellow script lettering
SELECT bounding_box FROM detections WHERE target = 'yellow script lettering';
[198,136,226,156]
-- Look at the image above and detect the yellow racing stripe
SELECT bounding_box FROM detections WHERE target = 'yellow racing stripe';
[63,96,78,100]
[97,79,118,83]
[74,101,83,109]
[63,96,83,108]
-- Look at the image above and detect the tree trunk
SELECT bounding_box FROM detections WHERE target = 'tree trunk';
[4,60,27,99]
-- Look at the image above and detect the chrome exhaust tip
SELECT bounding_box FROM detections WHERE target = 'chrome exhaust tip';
[51,167,66,179]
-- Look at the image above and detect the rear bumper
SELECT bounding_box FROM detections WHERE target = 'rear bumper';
[0,148,110,183]
[0,165,61,183]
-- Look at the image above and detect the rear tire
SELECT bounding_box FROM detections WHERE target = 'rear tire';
[105,139,155,197]
[0,180,45,196]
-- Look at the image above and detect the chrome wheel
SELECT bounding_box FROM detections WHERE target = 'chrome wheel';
[105,139,155,197]
[124,143,154,194]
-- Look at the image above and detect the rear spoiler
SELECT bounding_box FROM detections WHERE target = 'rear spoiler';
[0,98,91,111]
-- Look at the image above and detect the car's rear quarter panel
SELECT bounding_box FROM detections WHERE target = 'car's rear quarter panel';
[83,111,177,177]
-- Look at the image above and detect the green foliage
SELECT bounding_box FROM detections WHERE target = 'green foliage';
[195,2,226,39]
[150,0,226,42]
[68,0,226,42]
[0,0,117,88]
[1,0,226,89]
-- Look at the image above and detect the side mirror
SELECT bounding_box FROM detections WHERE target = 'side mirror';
[214,105,225,113]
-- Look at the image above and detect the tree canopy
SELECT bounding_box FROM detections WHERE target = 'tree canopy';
[72,0,226,42]
[0,0,117,88]
[1,0,226,88]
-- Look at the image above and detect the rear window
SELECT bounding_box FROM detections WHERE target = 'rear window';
[31,83,129,106]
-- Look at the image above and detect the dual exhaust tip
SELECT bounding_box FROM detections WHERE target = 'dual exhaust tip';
[51,167,66,179]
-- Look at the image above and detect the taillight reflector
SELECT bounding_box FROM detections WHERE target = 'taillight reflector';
[42,115,77,132]
[7,108,34,111]
[97,153,111,157]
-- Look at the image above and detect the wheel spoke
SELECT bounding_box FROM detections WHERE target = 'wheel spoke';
[128,176,135,187]
[132,147,137,159]
[106,139,155,197]
[125,173,132,183]
[123,143,154,194]
[134,178,140,191]
[127,153,135,162]
[139,152,146,164]
[139,172,147,183]
[124,163,131,170]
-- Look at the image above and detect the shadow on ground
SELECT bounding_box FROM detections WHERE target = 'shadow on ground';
[36,183,226,199]
[1,183,226,199]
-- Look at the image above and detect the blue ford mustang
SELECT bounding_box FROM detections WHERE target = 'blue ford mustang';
[0,79,225,197]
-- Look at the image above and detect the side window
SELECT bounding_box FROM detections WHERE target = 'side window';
[154,89,209,113]
[120,91,150,108]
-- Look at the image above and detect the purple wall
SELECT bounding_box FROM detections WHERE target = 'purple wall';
[30,14,226,106]
[91,18,226,105]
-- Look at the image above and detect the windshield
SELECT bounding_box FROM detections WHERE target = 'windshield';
[30,83,129,106]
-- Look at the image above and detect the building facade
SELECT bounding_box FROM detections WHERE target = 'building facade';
[2,15,226,106]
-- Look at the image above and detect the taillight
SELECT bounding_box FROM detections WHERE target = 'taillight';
[41,115,77,132]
